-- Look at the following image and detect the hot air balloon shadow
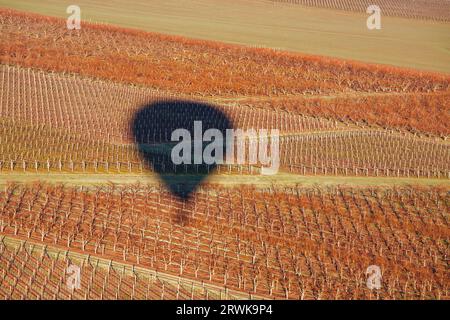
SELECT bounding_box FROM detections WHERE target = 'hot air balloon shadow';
[132,100,233,223]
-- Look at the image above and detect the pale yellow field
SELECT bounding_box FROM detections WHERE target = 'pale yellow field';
[1,172,448,188]
[1,0,449,73]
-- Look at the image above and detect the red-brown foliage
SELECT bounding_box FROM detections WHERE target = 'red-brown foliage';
[1,8,449,98]
[242,92,450,136]
[0,183,448,299]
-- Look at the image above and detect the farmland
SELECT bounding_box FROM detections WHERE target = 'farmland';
[0,3,449,301]
[1,65,448,179]
[0,236,253,299]
[3,9,448,97]
[271,0,450,22]
[1,1,450,73]
[1,13,449,135]
[0,183,448,299]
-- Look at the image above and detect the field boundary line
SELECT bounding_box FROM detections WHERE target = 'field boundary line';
[0,234,267,300]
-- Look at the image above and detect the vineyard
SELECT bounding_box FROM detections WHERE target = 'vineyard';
[0,65,343,143]
[270,0,450,22]
[0,236,252,300]
[2,9,449,136]
[1,119,448,178]
[1,65,449,178]
[1,9,449,98]
[238,92,450,137]
[0,4,449,301]
[0,183,448,299]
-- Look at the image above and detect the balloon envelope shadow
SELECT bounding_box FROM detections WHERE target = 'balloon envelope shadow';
[132,100,233,201]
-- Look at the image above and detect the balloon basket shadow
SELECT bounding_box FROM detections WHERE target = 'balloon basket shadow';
[176,199,196,226]
[165,183,198,226]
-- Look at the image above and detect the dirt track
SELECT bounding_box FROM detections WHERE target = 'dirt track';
[0,172,448,188]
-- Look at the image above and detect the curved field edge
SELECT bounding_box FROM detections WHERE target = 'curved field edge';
[1,1,450,73]
[1,8,449,99]
[1,61,449,138]
[231,93,450,137]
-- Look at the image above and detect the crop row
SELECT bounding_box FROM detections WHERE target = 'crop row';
[1,9,449,98]
[1,116,448,178]
[2,62,448,140]
[279,130,450,176]
[239,92,450,137]
[0,237,249,300]
[0,64,342,144]
[0,183,448,299]
[270,0,450,22]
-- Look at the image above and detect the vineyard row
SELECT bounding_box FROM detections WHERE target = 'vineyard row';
[0,183,448,299]
[270,0,450,22]
[0,236,256,300]
[0,159,448,179]
[1,9,449,97]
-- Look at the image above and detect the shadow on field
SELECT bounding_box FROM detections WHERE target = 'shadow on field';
[132,100,233,223]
